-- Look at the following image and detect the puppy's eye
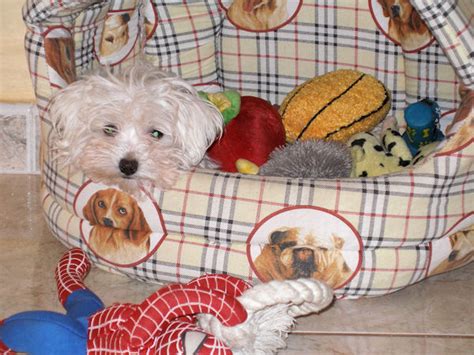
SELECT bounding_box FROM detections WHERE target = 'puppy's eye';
[118,207,127,215]
[98,200,106,208]
[103,124,118,137]
[150,129,163,139]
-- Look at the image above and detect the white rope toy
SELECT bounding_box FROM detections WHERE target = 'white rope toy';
[198,278,334,354]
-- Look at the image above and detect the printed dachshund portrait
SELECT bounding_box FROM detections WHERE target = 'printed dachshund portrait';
[430,227,474,277]
[44,37,76,85]
[254,227,352,288]
[100,12,131,57]
[377,0,431,51]
[83,188,152,265]
[227,0,289,31]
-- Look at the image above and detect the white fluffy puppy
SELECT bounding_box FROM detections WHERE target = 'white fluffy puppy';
[48,62,223,194]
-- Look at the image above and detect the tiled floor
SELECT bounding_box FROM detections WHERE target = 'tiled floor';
[0,175,473,354]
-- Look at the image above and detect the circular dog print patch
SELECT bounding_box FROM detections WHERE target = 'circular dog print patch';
[220,0,302,32]
[75,181,167,267]
[247,206,362,289]
[94,9,140,65]
[369,0,434,52]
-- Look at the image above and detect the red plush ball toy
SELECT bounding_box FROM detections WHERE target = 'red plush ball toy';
[207,96,286,172]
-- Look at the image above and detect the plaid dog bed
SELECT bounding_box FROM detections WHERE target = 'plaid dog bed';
[24,0,473,298]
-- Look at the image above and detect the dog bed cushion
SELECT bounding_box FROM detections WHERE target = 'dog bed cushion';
[23,0,473,298]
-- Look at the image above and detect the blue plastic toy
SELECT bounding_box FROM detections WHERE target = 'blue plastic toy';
[402,98,445,155]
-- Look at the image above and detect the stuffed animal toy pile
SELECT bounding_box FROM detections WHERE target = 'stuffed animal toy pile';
[204,71,446,181]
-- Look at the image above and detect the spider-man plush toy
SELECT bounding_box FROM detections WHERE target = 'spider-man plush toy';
[0,249,250,354]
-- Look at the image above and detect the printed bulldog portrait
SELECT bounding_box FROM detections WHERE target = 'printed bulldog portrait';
[254,227,353,288]
[83,188,152,265]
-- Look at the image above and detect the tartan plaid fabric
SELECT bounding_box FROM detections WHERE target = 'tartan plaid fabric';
[143,0,223,83]
[24,0,473,298]
[412,0,474,89]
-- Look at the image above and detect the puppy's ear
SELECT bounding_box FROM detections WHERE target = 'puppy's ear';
[174,90,224,168]
[377,0,390,18]
[409,8,426,33]
[332,235,345,250]
[47,78,94,165]
[125,199,151,245]
[270,230,287,245]
[127,200,151,233]
[83,193,98,224]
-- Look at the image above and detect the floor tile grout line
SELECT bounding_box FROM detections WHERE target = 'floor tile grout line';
[291,331,474,338]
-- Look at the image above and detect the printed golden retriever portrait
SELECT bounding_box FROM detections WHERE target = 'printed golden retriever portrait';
[227,0,289,31]
[83,188,151,265]
[430,227,474,277]
[254,227,353,288]
[377,0,432,51]
[100,12,131,57]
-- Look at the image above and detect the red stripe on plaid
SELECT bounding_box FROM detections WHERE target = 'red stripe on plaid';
[307,3,371,12]
[168,187,286,208]
[445,42,461,51]
[457,21,472,36]
[29,71,51,83]
[255,178,268,225]
[361,266,426,273]
[434,138,474,156]
[404,73,459,85]
[339,210,466,220]
[219,51,406,76]
[55,248,91,305]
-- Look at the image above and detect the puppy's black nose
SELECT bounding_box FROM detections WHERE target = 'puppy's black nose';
[103,217,114,227]
[119,158,139,176]
[391,5,400,17]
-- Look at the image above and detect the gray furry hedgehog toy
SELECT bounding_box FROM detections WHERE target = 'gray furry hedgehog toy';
[259,139,352,179]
